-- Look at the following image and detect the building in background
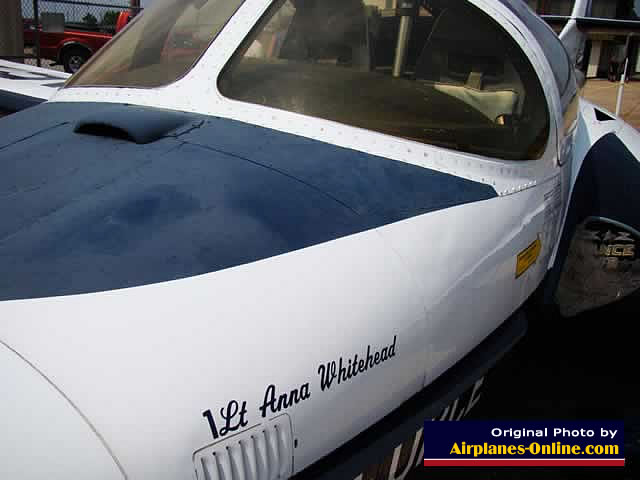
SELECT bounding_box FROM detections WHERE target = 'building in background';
[528,0,640,79]
[346,1,640,80]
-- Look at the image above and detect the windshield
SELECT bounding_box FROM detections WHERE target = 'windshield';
[219,0,550,161]
[66,0,245,88]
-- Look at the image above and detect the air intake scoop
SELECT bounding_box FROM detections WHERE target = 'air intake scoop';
[194,415,294,480]
[74,104,196,144]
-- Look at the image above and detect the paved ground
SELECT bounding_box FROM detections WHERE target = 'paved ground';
[23,47,65,72]
[583,79,640,128]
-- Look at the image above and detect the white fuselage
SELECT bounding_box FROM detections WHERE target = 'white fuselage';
[2,1,634,479]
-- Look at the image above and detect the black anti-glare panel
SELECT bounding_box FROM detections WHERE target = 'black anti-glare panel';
[0,102,497,301]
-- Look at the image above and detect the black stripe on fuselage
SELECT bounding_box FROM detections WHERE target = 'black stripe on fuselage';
[0,102,497,301]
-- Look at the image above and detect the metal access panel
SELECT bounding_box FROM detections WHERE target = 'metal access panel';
[194,414,294,480]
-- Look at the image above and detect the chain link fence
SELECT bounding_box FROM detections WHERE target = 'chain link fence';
[1,0,142,72]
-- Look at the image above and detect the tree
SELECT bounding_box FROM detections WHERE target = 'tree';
[101,10,120,26]
[82,13,98,26]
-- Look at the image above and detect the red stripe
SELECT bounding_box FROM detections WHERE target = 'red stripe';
[423,459,625,467]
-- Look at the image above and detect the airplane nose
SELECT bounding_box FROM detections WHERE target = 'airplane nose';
[0,341,124,480]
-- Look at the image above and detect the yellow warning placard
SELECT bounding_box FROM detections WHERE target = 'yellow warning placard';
[516,238,542,278]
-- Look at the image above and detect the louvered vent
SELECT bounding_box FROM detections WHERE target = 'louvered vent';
[194,415,294,480]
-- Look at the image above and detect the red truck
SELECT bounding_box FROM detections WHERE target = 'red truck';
[23,11,134,73]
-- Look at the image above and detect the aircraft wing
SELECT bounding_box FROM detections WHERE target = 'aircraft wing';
[0,60,69,113]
